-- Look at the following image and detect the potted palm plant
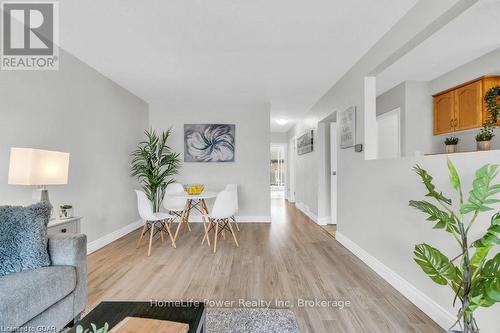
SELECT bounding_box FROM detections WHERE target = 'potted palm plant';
[131,129,180,212]
[409,160,500,332]
[445,136,459,153]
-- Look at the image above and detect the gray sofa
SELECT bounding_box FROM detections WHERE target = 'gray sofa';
[0,233,87,332]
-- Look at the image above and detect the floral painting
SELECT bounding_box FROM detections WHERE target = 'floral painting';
[184,124,236,162]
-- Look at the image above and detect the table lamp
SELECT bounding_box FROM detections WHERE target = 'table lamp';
[8,147,70,204]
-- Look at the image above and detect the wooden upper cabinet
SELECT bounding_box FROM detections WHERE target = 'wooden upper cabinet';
[454,81,482,131]
[433,76,500,135]
[434,91,454,135]
[482,76,500,126]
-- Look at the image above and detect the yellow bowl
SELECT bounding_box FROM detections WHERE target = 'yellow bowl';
[185,184,205,195]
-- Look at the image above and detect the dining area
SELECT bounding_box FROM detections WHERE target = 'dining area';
[135,184,241,256]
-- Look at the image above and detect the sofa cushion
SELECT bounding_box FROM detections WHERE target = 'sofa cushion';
[0,202,52,277]
[0,265,76,328]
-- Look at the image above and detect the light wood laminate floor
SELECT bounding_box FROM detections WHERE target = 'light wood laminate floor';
[87,199,442,333]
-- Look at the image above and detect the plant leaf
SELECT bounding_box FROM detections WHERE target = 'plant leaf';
[447,158,461,192]
[481,253,500,302]
[413,165,452,205]
[414,244,457,285]
[460,164,500,214]
[472,212,500,248]
[409,200,458,233]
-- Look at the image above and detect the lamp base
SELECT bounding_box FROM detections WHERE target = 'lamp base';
[40,189,50,203]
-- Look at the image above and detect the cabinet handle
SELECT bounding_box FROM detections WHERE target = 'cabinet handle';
[61,228,67,233]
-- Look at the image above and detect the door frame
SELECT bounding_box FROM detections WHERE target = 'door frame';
[376,107,401,159]
[287,137,296,202]
[330,122,338,225]
[270,143,287,189]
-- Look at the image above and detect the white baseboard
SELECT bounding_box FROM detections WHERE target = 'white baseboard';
[335,232,455,330]
[317,216,331,225]
[86,215,271,255]
[87,220,143,254]
[186,215,272,223]
[296,202,318,223]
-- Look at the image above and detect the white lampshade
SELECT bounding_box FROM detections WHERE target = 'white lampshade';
[8,148,70,186]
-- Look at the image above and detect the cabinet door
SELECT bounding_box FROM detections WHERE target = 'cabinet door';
[482,77,500,126]
[434,91,454,135]
[455,80,482,131]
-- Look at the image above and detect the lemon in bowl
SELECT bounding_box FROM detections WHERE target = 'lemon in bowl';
[185,184,205,195]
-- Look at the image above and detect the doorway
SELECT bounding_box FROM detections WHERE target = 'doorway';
[270,144,286,199]
[376,108,401,159]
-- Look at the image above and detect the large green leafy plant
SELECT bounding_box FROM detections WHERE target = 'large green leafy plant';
[410,160,500,332]
[131,129,180,212]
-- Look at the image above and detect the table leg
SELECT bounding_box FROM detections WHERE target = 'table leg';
[200,199,211,246]
[185,200,192,232]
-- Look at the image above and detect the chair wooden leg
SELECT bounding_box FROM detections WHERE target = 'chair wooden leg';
[226,218,239,247]
[201,217,211,246]
[232,216,240,231]
[164,219,177,248]
[213,219,219,253]
[148,223,155,256]
[136,223,148,249]
[174,205,188,245]
[159,221,165,243]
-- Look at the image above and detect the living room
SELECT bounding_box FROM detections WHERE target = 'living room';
[1,1,500,333]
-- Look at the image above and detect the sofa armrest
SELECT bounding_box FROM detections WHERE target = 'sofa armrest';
[48,233,87,319]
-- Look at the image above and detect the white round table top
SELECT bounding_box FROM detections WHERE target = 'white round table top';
[171,191,218,200]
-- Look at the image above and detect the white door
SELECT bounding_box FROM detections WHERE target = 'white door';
[376,108,401,159]
[288,137,296,202]
[330,122,338,225]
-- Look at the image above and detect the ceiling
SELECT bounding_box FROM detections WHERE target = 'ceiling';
[377,0,500,95]
[59,0,417,132]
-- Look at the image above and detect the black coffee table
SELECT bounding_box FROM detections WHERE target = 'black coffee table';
[69,301,205,333]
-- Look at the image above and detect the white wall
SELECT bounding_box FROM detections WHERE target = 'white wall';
[149,100,271,220]
[287,118,319,220]
[270,132,288,143]
[0,49,149,243]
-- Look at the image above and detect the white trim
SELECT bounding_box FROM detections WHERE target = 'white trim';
[87,220,143,254]
[183,215,272,223]
[295,202,318,223]
[317,216,331,225]
[335,232,455,330]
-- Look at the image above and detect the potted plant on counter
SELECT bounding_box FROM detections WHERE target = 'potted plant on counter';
[410,160,500,333]
[444,136,459,153]
[475,86,500,151]
[476,124,494,151]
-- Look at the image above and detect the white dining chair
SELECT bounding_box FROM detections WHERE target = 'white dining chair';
[225,184,240,231]
[135,190,176,256]
[202,190,239,253]
[163,182,190,233]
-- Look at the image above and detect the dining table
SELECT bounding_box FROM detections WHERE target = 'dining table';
[170,191,218,245]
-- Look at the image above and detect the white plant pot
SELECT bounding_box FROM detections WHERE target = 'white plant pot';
[477,141,492,151]
[59,207,74,219]
[445,145,457,153]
